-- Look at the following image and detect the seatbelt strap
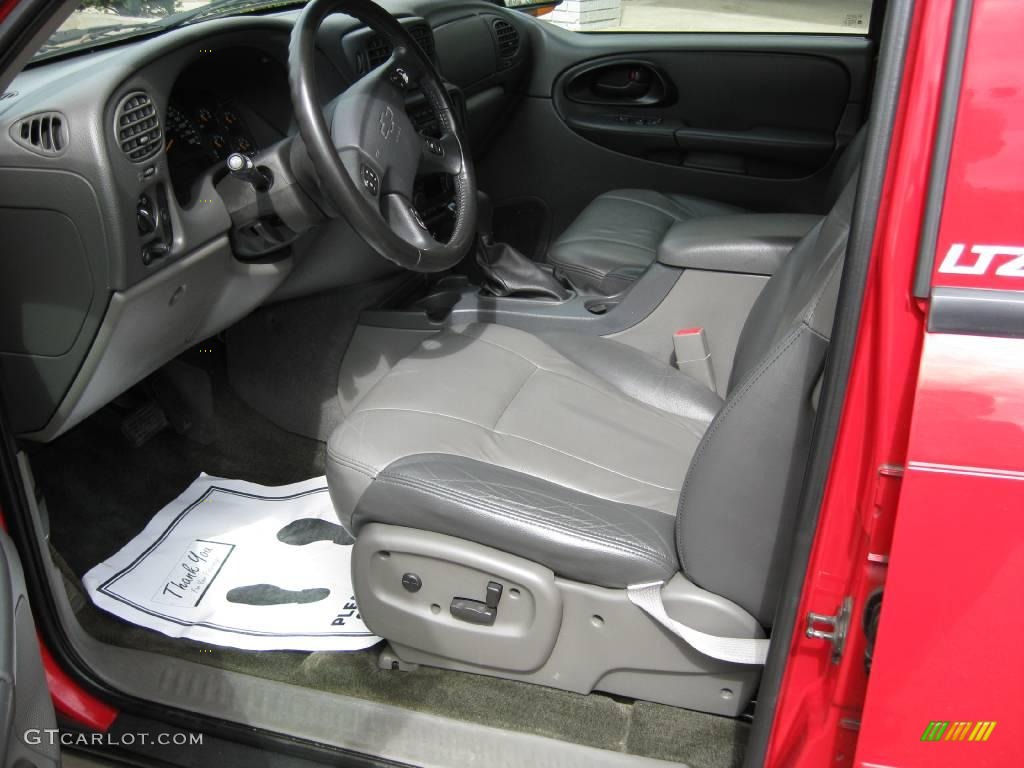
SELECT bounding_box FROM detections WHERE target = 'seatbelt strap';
[627,582,770,665]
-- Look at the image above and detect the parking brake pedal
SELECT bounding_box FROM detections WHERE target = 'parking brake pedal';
[450,580,503,626]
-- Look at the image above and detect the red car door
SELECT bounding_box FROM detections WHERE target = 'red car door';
[854,0,1024,764]
[765,0,1024,766]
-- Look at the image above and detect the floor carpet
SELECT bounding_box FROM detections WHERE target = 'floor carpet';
[28,343,748,767]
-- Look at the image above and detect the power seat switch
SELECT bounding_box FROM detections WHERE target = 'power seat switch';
[450,581,503,626]
[485,580,502,609]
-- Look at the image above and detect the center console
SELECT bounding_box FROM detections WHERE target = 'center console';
[362,264,682,336]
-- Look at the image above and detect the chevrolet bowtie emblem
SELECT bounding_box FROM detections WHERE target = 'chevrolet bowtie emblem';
[379,106,395,140]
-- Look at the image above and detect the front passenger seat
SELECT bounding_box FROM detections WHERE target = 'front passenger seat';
[547,128,866,294]
[326,176,858,715]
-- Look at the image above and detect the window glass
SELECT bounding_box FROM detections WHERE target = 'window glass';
[543,0,872,34]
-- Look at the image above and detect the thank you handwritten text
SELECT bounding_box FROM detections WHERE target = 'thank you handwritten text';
[153,539,234,607]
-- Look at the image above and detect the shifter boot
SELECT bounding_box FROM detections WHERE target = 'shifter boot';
[476,238,572,301]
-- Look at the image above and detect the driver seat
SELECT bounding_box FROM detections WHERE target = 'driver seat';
[325,178,857,715]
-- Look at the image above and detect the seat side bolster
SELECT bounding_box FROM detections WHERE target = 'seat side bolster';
[352,454,680,589]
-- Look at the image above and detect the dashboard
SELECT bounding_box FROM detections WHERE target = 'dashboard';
[0,0,533,440]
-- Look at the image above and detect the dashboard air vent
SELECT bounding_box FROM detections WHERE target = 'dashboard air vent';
[11,111,67,156]
[359,25,435,74]
[364,35,391,71]
[494,19,520,58]
[115,91,162,163]
[409,24,435,58]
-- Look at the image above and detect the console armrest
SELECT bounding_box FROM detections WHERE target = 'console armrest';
[657,213,822,276]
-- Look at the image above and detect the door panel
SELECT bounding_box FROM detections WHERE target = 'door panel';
[477,27,873,257]
[556,51,851,177]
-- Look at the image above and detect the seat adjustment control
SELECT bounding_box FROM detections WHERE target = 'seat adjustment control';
[450,581,504,626]
[485,580,502,608]
[450,597,496,626]
[401,573,422,593]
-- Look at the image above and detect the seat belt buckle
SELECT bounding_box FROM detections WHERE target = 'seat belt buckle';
[673,328,717,391]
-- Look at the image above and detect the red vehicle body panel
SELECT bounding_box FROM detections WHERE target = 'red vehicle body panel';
[853,0,1024,764]
[764,0,948,763]
[0,0,19,24]
[40,641,118,731]
[770,0,1024,765]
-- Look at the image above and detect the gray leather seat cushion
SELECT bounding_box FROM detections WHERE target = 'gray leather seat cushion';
[546,190,742,295]
[538,331,723,424]
[327,323,717,552]
[354,453,680,588]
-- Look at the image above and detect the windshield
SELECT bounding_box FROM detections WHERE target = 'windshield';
[36,0,290,60]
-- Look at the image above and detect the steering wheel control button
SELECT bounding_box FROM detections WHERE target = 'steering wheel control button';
[360,165,379,196]
[425,137,444,156]
[401,573,422,593]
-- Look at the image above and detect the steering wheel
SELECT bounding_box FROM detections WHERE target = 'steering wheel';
[288,0,477,272]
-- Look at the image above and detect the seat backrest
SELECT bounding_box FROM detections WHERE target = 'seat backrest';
[676,176,858,626]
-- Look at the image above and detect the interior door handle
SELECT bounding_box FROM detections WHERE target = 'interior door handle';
[593,79,650,99]
[565,60,672,107]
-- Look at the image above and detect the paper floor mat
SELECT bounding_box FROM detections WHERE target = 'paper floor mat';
[83,474,380,651]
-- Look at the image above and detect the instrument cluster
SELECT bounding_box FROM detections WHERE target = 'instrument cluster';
[163,45,292,206]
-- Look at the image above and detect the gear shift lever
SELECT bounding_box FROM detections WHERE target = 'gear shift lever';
[474,191,572,301]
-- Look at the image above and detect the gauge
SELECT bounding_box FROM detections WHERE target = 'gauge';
[197,106,214,125]
[165,104,203,153]
[232,135,256,155]
[220,108,240,128]
[210,134,228,158]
